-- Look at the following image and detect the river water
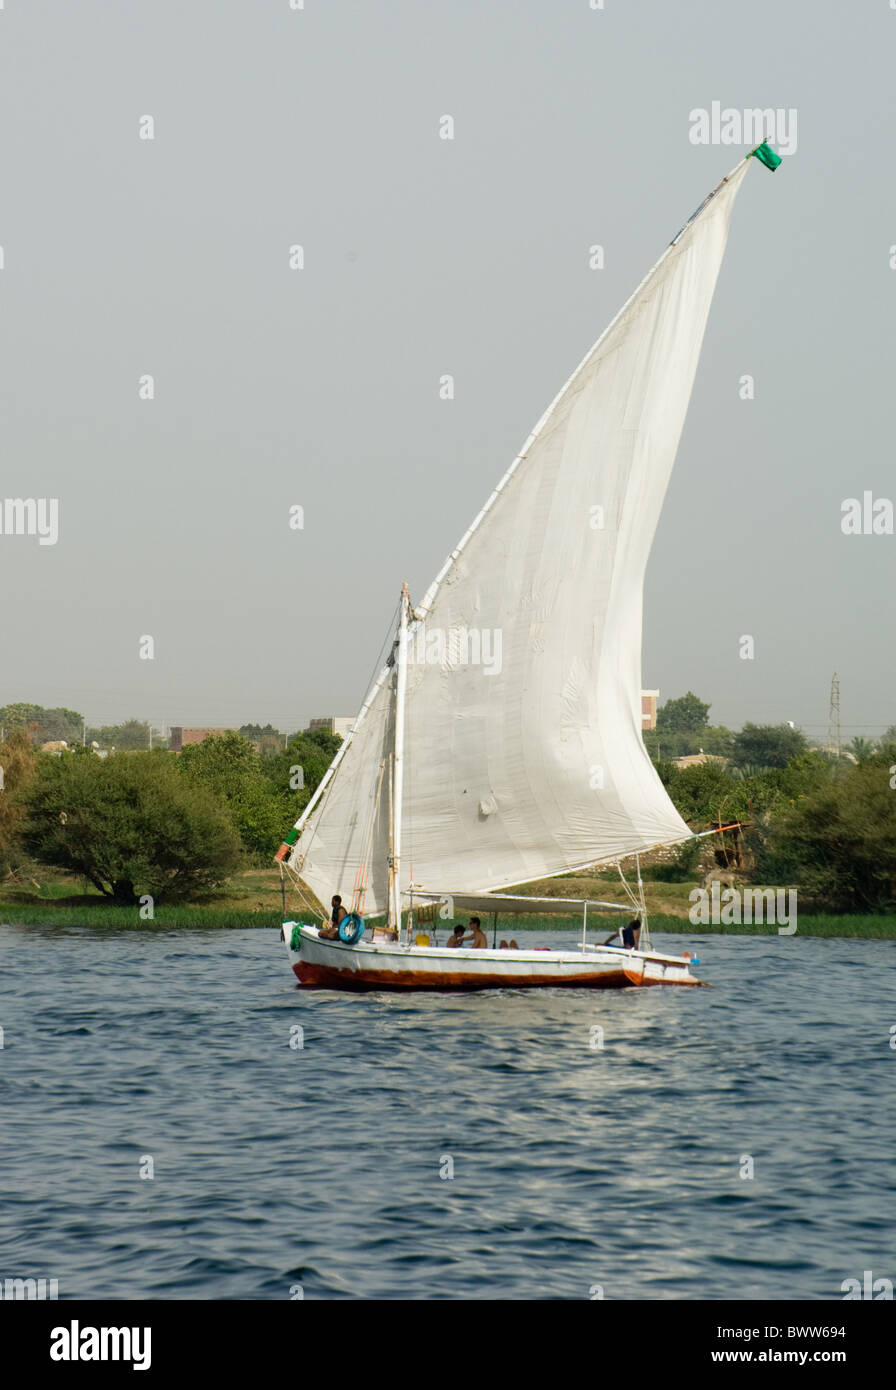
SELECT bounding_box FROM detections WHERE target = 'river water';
[1,923,892,1300]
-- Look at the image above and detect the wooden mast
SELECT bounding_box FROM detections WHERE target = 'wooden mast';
[388,583,410,933]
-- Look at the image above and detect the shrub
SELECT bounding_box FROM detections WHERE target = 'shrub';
[754,753,896,912]
[18,750,242,904]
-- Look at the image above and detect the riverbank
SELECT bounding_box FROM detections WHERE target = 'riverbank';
[2,867,895,937]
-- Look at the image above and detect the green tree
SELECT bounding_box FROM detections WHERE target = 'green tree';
[646,722,736,763]
[733,722,807,770]
[701,724,736,759]
[230,781,292,859]
[239,724,286,756]
[0,702,44,735]
[849,736,876,764]
[115,719,152,749]
[656,691,711,735]
[18,750,242,904]
[755,753,896,911]
[37,707,83,743]
[643,727,699,760]
[86,719,153,750]
[0,731,37,871]
[178,731,290,859]
[0,703,84,745]
[658,761,747,826]
[262,729,342,813]
[179,731,261,797]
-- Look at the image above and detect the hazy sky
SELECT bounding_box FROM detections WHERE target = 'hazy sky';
[1,0,894,742]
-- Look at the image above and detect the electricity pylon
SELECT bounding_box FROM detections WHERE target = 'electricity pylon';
[827,672,841,760]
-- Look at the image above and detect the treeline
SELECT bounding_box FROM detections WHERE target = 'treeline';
[3,694,896,915]
[646,693,896,913]
[0,703,85,745]
[0,728,340,905]
[0,704,308,753]
[0,704,166,750]
[642,690,896,768]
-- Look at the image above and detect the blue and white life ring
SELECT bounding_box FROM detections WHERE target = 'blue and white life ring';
[338,912,365,945]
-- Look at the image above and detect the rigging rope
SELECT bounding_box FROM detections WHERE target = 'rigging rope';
[286,871,326,925]
[614,858,651,952]
[615,860,642,913]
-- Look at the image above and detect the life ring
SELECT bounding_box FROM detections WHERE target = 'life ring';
[338,912,364,945]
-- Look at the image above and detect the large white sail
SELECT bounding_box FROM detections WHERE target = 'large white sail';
[291,158,752,915]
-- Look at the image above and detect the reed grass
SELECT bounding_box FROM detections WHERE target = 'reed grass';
[3,900,895,938]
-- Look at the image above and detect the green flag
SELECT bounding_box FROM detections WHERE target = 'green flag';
[750,140,782,171]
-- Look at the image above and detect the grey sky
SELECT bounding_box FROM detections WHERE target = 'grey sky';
[1,0,893,741]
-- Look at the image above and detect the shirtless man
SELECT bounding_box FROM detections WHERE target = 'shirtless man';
[446,925,466,948]
[466,917,488,949]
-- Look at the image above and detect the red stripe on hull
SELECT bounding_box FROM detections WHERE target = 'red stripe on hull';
[292,961,703,991]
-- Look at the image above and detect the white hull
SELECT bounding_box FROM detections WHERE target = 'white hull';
[282,925,704,991]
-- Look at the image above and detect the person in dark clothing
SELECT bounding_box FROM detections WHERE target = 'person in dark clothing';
[320,894,348,940]
[622,919,641,950]
[603,919,641,950]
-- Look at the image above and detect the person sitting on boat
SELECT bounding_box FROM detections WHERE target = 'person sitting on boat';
[603,919,641,950]
[446,924,467,948]
[319,894,348,940]
[466,917,488,948]
[622,919,641,950]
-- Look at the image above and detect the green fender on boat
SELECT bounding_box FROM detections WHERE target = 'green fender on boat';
[289,925,302,952]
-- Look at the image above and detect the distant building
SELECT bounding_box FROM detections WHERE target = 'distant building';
[308,716,354,740]
[672,751,727,770]
[169,727,232,753]
[641,690,659,731]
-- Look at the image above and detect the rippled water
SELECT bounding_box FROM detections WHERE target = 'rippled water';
[1,922,893,1300]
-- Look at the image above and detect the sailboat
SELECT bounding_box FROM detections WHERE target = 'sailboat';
[279,144,781,990]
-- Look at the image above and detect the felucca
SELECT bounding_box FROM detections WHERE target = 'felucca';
[278,144,781,990]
